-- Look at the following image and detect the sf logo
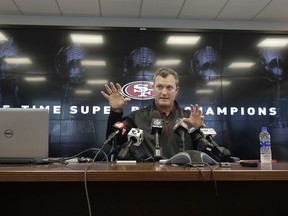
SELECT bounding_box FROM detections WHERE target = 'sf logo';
[122,81,154,100]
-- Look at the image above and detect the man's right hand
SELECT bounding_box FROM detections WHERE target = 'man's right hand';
[101,82,131,112]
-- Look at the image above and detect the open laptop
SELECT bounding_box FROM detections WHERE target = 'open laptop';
[0,108,49,164]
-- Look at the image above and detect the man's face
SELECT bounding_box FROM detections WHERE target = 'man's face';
[153,74,179,109]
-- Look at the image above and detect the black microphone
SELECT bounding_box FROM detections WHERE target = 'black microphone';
[199,126,231,162]
[151,111,163,160]
[199,127,223,152]
[188,127,200,141]
[104,121,128,146]
[188,127,225,162]
[117,128,144,160]
[199,127,217,145]
[173,118,188,152]
[188,127,214,151]
[151,118,163,136]
[105,119,134,162]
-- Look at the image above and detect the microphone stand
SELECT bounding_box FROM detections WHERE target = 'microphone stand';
[151,115,163,161]
[179,133,185,152]
[110,139,118,162]
[154,130,162,160]
[173,119,188,153]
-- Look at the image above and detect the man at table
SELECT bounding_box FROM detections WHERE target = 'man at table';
[101,67,205,162]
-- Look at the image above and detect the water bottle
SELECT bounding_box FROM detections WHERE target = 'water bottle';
[259,127,272,163]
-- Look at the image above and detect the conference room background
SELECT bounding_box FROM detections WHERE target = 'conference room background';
[0,26,287,160]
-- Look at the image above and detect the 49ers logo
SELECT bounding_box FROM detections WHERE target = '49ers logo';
[122,81,154,100]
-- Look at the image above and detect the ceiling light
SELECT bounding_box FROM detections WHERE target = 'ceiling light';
[228,62,255,68]
[155,59,181,66]
[207,80,231,86]
[71,34,103,44]
[81,60,106,66]
[4,57,32,64]
[75,89,92,95]
[167,36,200,45]
[257,38,288,47]
[0,32,8,41]
[86,79,108,85]
[24,77,46,82]
[195,89,213,94]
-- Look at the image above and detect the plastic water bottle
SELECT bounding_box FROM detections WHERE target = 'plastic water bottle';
[259,127,272,163]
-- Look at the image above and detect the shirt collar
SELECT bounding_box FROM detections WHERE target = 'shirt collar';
[152,100,179,116]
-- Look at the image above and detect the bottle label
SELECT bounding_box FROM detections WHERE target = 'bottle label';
[260,141,267,147]
[260,141,270,147]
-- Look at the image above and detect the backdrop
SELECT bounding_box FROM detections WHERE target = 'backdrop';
[0,26,287,160]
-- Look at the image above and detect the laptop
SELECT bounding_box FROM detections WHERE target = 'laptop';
[0,108,49,164]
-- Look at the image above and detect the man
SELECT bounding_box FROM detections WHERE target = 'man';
[101,68,205,161]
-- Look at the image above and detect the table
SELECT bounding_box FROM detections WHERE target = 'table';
[0,161,287,216]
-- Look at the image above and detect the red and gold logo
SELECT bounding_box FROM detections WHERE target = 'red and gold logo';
[122,81,154,100]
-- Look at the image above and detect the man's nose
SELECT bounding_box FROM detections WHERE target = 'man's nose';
[161,88,168,94]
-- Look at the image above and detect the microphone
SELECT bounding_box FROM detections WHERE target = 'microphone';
[128,128,144,147]
[151,111,163,160]
[104,121,127,146]
[199,126,231,162]
[105,118,135,162]
[188,127,214,151]
[188,128,230,162]
[151,118,163,135]
[199,126,223,152]
[188,127,200,139]
[117,128,144,159]
[173,118,188,152]
[199,127,217,144]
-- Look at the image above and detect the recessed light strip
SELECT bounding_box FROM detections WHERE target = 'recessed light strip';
[81,60,106,66]
[24,77,46,82]
[167,36,200,45]
[257,38,288,47]
[71,34,103,44]
[4,57,32,64]
[228,62,255,68]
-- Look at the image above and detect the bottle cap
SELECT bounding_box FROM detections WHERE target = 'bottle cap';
[262,127,267,131]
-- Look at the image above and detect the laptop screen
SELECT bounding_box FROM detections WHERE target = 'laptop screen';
[0,108,49,163]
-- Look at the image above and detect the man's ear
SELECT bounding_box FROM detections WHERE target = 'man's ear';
[176,86,180,94]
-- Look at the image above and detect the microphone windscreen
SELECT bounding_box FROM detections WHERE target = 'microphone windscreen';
[121,117,136,135]
[189,126,200,133]
[188,127,201,139]
[151,110,161,119]
[151,110,163,135]
[128,128,144,146]
[113,121,127,136]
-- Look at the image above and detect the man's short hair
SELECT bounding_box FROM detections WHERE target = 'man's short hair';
[153,68,179,86]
